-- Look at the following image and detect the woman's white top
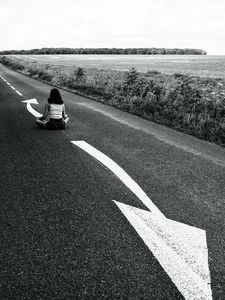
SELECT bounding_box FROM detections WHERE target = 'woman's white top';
[49,104,65,119]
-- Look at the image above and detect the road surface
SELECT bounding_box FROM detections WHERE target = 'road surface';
[0,64,225,299]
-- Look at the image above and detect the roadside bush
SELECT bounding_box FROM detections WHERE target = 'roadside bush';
[125,67,138,85]
[38,71,53,82]
[52,72,71,87]
[75,67,84,80]
[0,56,25,70]
[11,62,24,71]
[27,66,40,77]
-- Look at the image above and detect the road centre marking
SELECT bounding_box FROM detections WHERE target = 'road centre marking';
[71,140,212,299]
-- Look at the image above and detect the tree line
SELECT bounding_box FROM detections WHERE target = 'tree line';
[0,47,207,55]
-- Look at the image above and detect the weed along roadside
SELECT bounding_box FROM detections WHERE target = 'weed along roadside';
[1,55,225,147]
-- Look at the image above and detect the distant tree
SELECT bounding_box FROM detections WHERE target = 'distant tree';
[0,47,207,55]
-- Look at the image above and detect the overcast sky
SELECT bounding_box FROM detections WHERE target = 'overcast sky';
[0,0,225,54]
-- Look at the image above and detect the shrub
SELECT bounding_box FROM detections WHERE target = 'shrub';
[75,67,84,80]
[38,71,53,82]
[124,67,138,85]
[0,56,25,70]
[27,66,40,77]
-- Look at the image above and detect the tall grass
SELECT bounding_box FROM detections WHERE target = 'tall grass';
[1,55,225,146]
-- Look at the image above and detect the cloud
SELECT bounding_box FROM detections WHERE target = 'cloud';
[0,0,224,53]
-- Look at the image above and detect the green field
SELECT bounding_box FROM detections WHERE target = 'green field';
[13,54,225,78]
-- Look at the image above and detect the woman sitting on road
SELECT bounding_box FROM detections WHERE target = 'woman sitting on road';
[36,88,69,130]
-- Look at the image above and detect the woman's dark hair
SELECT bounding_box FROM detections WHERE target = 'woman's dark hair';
[48,88,63,104]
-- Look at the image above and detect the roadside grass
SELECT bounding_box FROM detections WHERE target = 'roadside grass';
[1,55,225,146]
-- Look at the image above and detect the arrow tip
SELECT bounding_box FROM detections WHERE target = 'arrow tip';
[114,201,212,299]
[22,98,39,104]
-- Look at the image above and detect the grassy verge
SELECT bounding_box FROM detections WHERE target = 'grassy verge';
[1,55,225,146]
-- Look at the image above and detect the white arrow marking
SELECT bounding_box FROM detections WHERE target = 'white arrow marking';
[71,140,164,217]
[114,201,212,300]
[22,99,42,118]
[71,140,212,299]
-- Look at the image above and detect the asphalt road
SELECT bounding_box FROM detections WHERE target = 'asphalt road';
[0,64,225,299]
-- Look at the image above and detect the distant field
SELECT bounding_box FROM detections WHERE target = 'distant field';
[13,54,225,78]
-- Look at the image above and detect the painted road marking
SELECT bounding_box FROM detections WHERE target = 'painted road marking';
[16,90,23,96]
[71,140,212,300]
[0,76,23,96]
[71,140,164,217]
[22,99,42,118]
[114,201,212,300]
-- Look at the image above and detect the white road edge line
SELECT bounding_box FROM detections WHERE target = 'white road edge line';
[16,90,23,96]
[0,76,23,97]
[71,140,164,217]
